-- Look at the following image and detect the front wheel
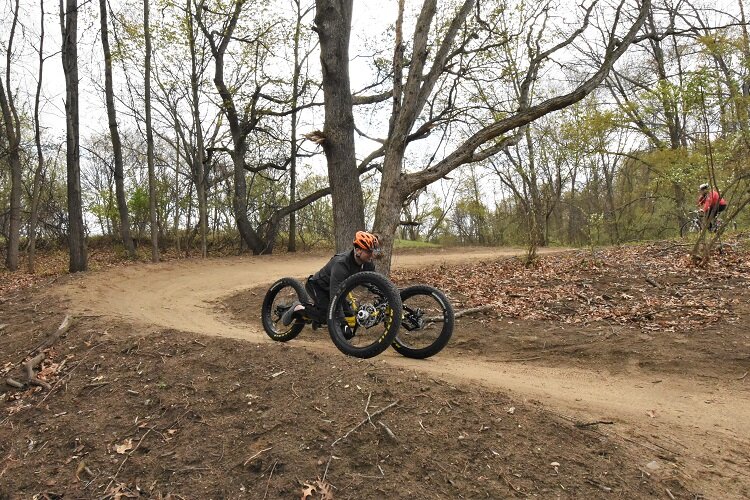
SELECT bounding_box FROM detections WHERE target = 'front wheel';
[261,277,310,342]
[327,271,402,358]
[680,219,700,238]
[392,285,454,359]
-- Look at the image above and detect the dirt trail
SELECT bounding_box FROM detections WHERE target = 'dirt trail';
[59,247,542,342]
[57,247,750,498]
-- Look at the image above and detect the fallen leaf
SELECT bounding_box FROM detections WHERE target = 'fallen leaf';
[115,438,133,454]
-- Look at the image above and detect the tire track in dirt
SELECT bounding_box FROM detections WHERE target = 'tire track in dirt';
[56,247,750,498]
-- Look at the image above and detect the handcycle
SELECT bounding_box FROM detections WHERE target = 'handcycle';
[261,271,454,359]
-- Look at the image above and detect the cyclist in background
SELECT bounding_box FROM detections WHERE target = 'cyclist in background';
[697,183,727,228]
[281,231,381,336]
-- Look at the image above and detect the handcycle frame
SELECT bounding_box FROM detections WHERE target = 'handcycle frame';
[262,271,454,359]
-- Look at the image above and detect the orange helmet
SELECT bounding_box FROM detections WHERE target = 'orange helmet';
[353,231,379,252]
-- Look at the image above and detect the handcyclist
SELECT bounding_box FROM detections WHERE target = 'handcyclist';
[281,231,381,337]
[697,183,727,229]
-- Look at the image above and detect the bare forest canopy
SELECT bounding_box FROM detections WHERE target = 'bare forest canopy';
[1,0,749,272]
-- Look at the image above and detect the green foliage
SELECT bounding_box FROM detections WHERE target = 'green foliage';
[128,185,151,235]
[393,239,441,249]
[89,189,119,225]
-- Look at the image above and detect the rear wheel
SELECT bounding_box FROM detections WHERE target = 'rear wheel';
[261,278,309,341]
[327,271,402,358]
[392,285,454,359]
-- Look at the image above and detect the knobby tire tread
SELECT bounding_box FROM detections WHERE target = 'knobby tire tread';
[261,277,309,342]
[392,284,454,359]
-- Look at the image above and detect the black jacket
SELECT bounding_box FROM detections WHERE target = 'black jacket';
[311,249,375,300]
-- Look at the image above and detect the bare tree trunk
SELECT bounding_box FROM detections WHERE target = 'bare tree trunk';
[288,0,307,253]
[314,0,365,251]
[173,125,181,253]
[525,208,539,267]
[735,0,750,142]
[186,0,207,258]
[0,0,22,271]
[195,0,267,254]
[374,0,475,272]
[144,0,159,262]
[28,0,47,273]
[100,0,136,258]
[60,0,88,272]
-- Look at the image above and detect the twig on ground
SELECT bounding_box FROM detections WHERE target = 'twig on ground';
[263,459,278,500]
[378,421,397,441]
[332,400,399,446]
[585,478,612,492]
[37,341,106,406]
[645,276,662,288]
[419,419,432,435]
[737,371,748,381]
[500,473,522,493]
[105,427,154,493]
[575,420,614,428]
[243,447,272,466]
[323,455,334,481]
[364,392,376,429]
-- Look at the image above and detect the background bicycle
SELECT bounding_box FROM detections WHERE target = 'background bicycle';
[679,210,735,238]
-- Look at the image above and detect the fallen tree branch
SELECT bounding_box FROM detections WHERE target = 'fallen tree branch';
[4,316,73,392]
[332,400,399,447]
[33,315,72,353]
[5,378,24,389]
[454,303,499,319]
[24,353,51,391]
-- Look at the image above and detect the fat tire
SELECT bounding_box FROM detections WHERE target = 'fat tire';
[392,284,454,359]
[327,271,402,358]
[261,277,309,342]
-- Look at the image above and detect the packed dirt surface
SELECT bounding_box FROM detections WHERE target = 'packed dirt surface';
[1,244,749,498]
